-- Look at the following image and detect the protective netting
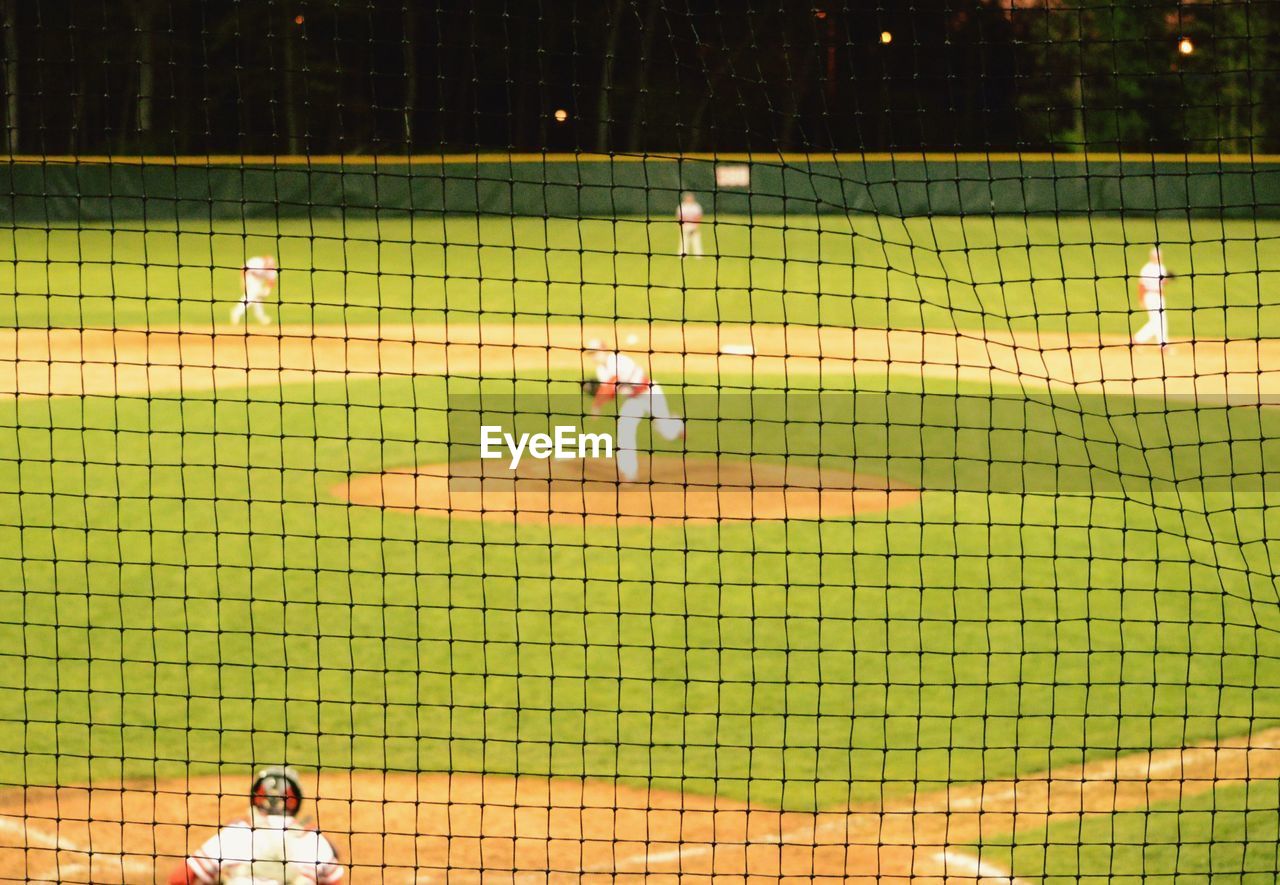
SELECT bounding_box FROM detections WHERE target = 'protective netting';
[2,2,1280,883]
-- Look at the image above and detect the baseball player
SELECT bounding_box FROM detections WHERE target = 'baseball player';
[1133,246,1175,345]
[230,255,279,326]
[585,339,684,482]
[677,192,704,257]
[168,766,344,885]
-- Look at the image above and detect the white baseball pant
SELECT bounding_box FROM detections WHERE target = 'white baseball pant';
[616,384,684,481]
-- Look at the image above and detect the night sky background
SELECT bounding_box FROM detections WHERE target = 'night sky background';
[2,0,1278,156]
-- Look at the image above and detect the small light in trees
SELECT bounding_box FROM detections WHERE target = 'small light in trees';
[880,30,893,45]
[813,9,827,19]
[294,14,305,25]
[1178,37,1194,55]
[553,109,569,123]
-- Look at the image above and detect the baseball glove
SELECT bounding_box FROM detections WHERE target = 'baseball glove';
[582,379,600,397]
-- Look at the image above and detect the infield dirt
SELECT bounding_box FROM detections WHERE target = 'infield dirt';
[2,727,1278,884]
[3,324,1278,401]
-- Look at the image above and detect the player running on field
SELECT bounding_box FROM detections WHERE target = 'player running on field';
[677,191,704,257]
[230,255,279,326]
[1133,246,1175,346]
[586,339,684,482]
[168,766,344,885]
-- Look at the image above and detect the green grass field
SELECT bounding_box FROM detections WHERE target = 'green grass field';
[983,779,1280,883]
[2,212,1279,876]
[2,214,1280,336]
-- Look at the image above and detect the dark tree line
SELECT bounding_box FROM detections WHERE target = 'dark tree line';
[0,0,1277,156]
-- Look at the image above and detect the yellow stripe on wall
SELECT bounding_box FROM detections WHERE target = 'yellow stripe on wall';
[7,152,1280,165]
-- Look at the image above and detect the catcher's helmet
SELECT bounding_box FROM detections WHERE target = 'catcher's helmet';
[250,766,303,817]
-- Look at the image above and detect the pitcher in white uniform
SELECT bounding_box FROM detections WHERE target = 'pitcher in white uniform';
[168,766,344,885]
[586,339,685,482]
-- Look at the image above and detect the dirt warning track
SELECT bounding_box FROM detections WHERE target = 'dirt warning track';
[3,323,1279,401]
[1,728,1277,884]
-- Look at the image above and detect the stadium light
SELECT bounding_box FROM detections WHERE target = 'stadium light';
[553,109,569,123]
[880,30,893,45]
[294,14,305,25]
[1178,37,1194,55]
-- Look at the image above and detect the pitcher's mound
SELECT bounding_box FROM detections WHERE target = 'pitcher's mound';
[335,455,915,524]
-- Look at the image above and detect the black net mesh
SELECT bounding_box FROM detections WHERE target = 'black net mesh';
[1,1,1279,882]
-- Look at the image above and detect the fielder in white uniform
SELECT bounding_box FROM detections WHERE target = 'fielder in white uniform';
[168,767,344,885]
[1133,246,1174,345]
[677,192,704,257]
[230,255,279,326]
[587,339,684,482]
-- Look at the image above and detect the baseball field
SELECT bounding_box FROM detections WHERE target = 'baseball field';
[2,211,1280,882]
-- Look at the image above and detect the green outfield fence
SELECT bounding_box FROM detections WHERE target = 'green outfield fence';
[6,153,1280,221]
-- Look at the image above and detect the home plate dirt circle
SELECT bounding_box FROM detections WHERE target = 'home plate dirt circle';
[0,772,771,883]
[3,731,1273,883]
[0,771,928,884]
[336,454,917,523]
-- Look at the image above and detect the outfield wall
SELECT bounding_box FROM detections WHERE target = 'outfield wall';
[4,154,1280,221]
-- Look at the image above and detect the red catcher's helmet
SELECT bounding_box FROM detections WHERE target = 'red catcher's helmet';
[250,766,303,817]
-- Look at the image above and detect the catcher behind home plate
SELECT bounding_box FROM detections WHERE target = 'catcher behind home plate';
[168,766,344,885]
